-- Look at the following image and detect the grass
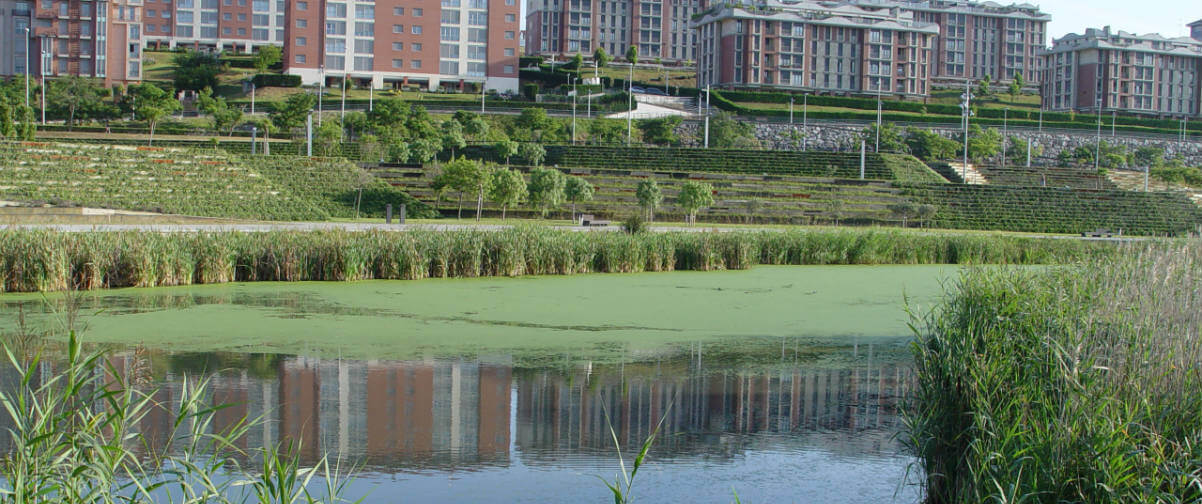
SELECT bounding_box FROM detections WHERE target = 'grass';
[0,227,1119,293]
[906,239,1202,502]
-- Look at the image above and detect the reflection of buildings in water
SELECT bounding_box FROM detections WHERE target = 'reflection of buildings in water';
[0,347,913,472]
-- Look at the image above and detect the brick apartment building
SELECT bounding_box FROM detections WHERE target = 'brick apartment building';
[282,0,521,92]
[1040,24,1202,118]
[694,1,940,97]
[525,0,707,63]
[141,0,288,52]
[0,0,143,84]
[898,0,1048,85]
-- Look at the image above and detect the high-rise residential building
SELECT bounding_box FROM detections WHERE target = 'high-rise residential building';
[282,0,520,92]
[1190,19,1202,42]
[1039,25,1202,118]
[141,0,287,52]
[892,0,1047,85]
[0,0,143,84]
[525,0,707,63]
[694,1,940,97]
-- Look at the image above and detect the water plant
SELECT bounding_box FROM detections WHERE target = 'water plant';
[905,240,1202,502]
[0,227,1119,293]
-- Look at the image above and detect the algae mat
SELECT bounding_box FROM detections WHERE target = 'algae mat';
[0,265,958,361]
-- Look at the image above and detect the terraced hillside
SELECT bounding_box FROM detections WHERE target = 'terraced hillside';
[901,184,1202,235]
[375,164,918,225]
[459,145,948,182]
[0,141,425,220]
[975,165,1117,190]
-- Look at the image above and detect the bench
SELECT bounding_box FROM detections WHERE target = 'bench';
[579,214,611,227]
[1081,228,1121,238]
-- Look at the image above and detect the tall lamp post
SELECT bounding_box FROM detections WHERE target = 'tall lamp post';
[960,79,972,182]
[571,76,577,145]
[22,27,31,108]
[40,38,47,125]
[317,65,324,126]
[1094,97,1102,173]
[875,83,882,153]
[1001,107,1008,169]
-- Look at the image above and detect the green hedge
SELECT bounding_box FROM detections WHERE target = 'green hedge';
[252,74,302,88]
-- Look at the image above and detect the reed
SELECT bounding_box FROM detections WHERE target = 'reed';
[0,227,1118,293]
[905,240,1202,503]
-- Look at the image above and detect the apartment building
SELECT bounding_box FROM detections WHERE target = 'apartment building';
[141,0,287,52]
[525,0,707,63]
[282,0,520,92]
[0,0,142,84]
[1039,25,1202,118]
[1190,19,1201,42]
[694,1,939,97]
[897,0,1047,85]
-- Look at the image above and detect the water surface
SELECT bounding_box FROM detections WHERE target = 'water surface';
[0,265,954,503]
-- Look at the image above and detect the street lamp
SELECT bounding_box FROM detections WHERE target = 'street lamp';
[960,79,973,183]
[22,27,30,108]
[1002,107,1008,169]
[340,74,346,123]
[40,38,46,125]
[802,93,808,151]
[1094,97,1102,173]
[571,76,577,145]
[250,82,256,115]
[317,65,324,126]
[875,82,882,153]
[789,96,794,124]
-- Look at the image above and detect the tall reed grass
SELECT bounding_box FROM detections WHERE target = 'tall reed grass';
[0,227,1116,292]
[905,240,1202,502]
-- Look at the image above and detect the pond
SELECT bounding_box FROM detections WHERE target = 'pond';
[0,265,958,503]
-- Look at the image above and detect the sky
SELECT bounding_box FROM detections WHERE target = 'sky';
[1039,0,1200,41]
[519,1,1201,43]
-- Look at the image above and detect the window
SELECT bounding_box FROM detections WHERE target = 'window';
[325,38,345,53]
[176,25,192,36]
[412,7,422,16]
[252,0,266,11]
[237,27,246,35]
[80,3,92,16]
[201,26,217,37]
[468,11,486,26]
[354,56,372,70]
[505,31,515,40]
[411,59,421,69]
[325,20,345,35]
[354,22,372,36]
[440,26,459,41]
[392,7,403,15]
[295,54,306,63]
[505,13,515,23]
[354,39,372,53]
[504,48,514,56]
[441,10,458,23]
[391,41,403,50]
[252,28,268,40]
[296,0,306,10]
[146,23,156,32]
[468,28,486,42]
[468,45,485,59]
[295,18,306,27]
[504,64,514,74]
[161,10,170,18]
[325,2,344,17]
[391,58,402,68]
[411,42,422,51]
[440,61,459,74]
[177,11,193,23]
[412,25,422,34]
[467,62,485,76]
[392,24,403,33]
[222,12,230,20]
[201,11,217,23]
[146,9,156,17]
[236,13,246,21]
[440,43,459,58]
[222,26,231,34]
[326,55,344,70]
[253,14,268,25]
[295,36,306,46]
[354,4,372,19]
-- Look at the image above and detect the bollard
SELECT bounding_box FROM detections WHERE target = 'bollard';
[399,204,406,224]
[386,204,392,224]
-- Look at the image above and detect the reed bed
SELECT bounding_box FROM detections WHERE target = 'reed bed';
[0,227,1116,293]
[906,240,1202,502]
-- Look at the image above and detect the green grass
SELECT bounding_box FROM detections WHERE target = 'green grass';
[907,240,1202,502]
[0,227,1119,292]
[0,141,429,221]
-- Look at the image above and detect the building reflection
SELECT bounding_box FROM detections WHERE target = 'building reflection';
[0,345,914,472]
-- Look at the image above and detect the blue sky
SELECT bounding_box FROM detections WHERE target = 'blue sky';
[1041,0,1200,40]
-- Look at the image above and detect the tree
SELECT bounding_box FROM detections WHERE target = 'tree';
[488,167,527,220]
[824,199,845,226]
[17,105,36,140]
[964,124,1002,163]
[637,116,682,146]
[588,119,625,145]
[0,100,13,138]
[172,50,225,92]
[518,142,546,166]
[708,111,758,148]
[515,108,552,140]
[270,92,317,135]
[861,122,907,153]
[342,111,369,140]
[635,179,663,221]
[408,137,442,164]
[242,115,276,154]
[440,119,466,157]
[1008,72,1022,102]
[626,45,638,65]
[197,87,242,136]
[677,181,714,225]
[527,167,566,218]
[314,119,342,156]
[564,175,594,219]
[367,97,409,129]
[253,45,282,73]
[494,139,519,165]
[126,83,181,145]
[905,128,959,162]
[977,74,992,97]
[915,204,937,228]
[593,46,612,68]
[1006,135,1042,165]
[436,157,488,219]
[46,76,103,129]
[888,202,919,227]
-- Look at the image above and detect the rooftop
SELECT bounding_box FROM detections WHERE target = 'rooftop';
[1046,25,1202,56]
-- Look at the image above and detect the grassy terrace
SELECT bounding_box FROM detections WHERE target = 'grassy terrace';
[0,141,427,220]
[902,183,1202,235]
[975,164,1119,190]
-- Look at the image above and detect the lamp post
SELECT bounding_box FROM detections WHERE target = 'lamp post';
[480,80,485,113]
[1002,107,1008,169]
[875,83,882,153]
[1111,110,1116,137]
[339,74,346,123]
[789,96,794,124]
[250,82,256,114]
[22,27,30,108]
[626,60,633,145]
[1094,97,1102,174]
[571,76,577,145]
[40,38,46,125]
[317,65,324,126]
[960,79,972,183]
[802,93,808,151]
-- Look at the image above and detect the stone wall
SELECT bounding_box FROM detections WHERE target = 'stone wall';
[675,120,1202,165]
